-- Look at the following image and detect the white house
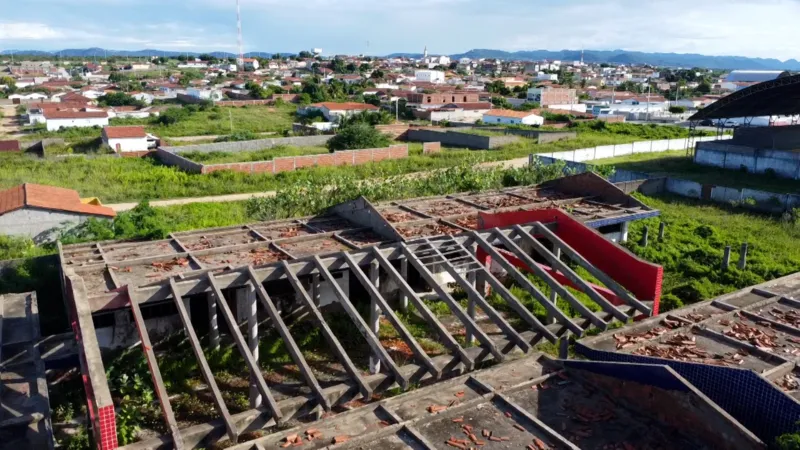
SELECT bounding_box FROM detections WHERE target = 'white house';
[43,110,109,131]
[8,93,49,101]
[241,58,260,70]
[102,126,149,153]
[303,102,379,122]
[187,88,224,101]
[130,92,155,105]
[482,109,544,126]
[415,70,445,84]
[534,73,559,82]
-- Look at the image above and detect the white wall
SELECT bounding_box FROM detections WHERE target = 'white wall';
[415,70,445,83]
[106,137,148,152]
[483,114,544,126]
[46,116,109,131]
[0,208,104,242]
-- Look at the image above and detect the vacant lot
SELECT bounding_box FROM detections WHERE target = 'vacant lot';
[178,145,331,164]
[591,150,800,193]
[0,129,669,203]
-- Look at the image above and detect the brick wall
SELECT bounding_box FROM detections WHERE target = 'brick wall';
[215,99,273,107]
[423,142,442,154]
[192,145,410,175]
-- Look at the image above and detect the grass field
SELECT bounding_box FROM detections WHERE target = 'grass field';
[178,145,331,164]
[23,104,298,141]
[0,131,664,203]
[590,150,800,194]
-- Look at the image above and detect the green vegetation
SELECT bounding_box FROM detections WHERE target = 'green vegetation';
[590,150,800,194]
[0,127,705,203]
[178,145,330,164]
[569,121,712,139]
[624,194,800,311]
[326,123,392,151]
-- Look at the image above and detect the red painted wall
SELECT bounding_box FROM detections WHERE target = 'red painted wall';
[478,208,662,315]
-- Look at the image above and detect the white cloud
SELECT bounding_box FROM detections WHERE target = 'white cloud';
[0,22,64,40]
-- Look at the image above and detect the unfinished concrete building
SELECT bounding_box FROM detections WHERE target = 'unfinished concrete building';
[12,171,735,450]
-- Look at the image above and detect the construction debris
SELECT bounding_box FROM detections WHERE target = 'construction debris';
[776,374,800,391]
[766,307,800,327]
[150,257,190,272]
[723,321,778,348]
[612,328,668,349]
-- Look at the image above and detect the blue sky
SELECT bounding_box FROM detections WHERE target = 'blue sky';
[2,0,798,60]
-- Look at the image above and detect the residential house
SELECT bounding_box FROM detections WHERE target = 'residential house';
[415,70,445,84]
[43,110,109,131]
[527,87,578,108]
[130,91,155,105]
[8,92,49,101]
[186,88,224,101]
[482,109,544,126]
[407,91,481,107]
[242,58,260,71]
[302,102,379,122]
[0,183,116,241]
[332,74,362,85]
[102,126,149,153]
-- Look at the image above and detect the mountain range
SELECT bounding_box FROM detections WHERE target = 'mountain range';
[2,47,799,70]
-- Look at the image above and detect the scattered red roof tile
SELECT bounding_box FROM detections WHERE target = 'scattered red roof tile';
[103,126,146,139]
[0,184,115,218]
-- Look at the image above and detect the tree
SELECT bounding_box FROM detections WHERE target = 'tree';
[326,123,391,151]
[246,81,268,99]
[108,72,127,83]
[346,63,357,73]
[491,97,512,109]
[98,92,144,107]
[696,81,712,95]
[363,94,381,107]
[370,69,385,80]
[516,102,540,111]
[156,107,190,125]
[297,93,312,105]
[331,58,347,74]
[298,51,313,59]
[359,63,371,72]
[668,105,686,114]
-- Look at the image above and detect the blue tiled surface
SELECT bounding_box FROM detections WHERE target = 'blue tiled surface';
[577,343,800,444]
[563,359,689,391]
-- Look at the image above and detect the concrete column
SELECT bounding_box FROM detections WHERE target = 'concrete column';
[640,225,649,247]
[311,273,321,307]
[112,309,133,348]
[558,333,570,360]
[547,247,561,325]
[207,292,220,350]
[243,285,261,408]
[466,271,478,345]
[722,246,732,271]
[368,262,382,374]
[399,258,409,312]
[658,222,666,241]
[738,243,748,270]
[620,221,630,244]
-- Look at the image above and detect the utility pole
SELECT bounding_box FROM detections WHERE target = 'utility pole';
[646,83,651,122]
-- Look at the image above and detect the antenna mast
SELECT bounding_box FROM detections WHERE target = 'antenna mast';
[236,0,244,70]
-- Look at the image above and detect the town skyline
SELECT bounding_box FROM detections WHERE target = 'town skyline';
[2,0,799,60]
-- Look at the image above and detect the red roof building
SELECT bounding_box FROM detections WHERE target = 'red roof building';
[0,183,115,219]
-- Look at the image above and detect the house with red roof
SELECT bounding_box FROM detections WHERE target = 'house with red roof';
[102,126,149,153]
[43,109,109,131]
[302,102,379,122]
[0,183,115,241]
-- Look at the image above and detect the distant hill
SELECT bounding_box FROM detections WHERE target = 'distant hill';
[3,47,799,70]
[442,49,800,70]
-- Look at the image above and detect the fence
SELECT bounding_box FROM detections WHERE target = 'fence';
[529,135,729,164]
[157,144,410,175]
[529,135,800,213]
[406,129,519,149]
[695,140,800,180]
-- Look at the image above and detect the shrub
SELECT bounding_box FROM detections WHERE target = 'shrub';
[214,131,258,142]
[668,105,686,114]
[326,123,391,151]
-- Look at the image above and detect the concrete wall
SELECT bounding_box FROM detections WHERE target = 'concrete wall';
[158,145,410,175]
[0,208,104,242]
[482,128,577,144]
[156,148,203,173]
[695,140,800,179]
[161,135,333,154]
[406,129,519,149]
[731,124,800,150]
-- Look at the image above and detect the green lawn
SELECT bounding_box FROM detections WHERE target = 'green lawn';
[178,145,331,164]
[23,104,298,140]
[625,193,800,310]
[590,150,800,194]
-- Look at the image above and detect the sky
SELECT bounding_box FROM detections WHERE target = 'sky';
[2,0,799,60]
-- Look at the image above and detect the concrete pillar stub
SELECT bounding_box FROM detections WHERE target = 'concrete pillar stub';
[207,292,220,350]
[369,261,382,374]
